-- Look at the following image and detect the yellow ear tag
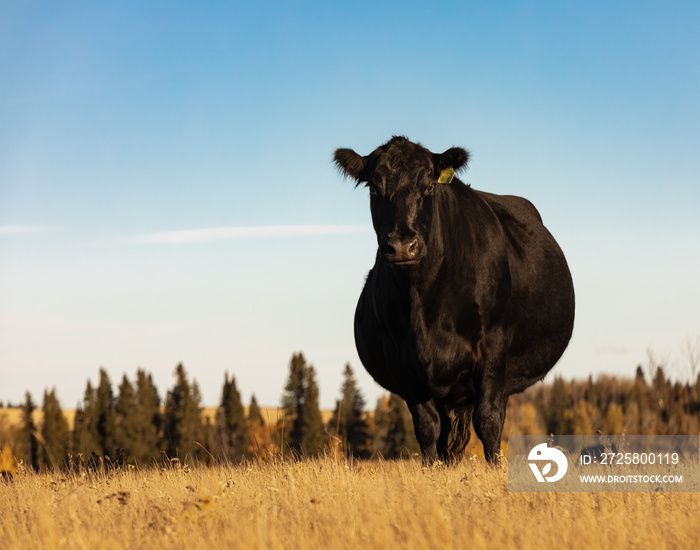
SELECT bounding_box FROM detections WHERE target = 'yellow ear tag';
[437,167,455,184]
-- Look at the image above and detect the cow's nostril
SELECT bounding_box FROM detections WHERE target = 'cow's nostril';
[383,241,398,257]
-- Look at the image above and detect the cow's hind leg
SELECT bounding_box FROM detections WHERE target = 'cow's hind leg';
[436,405,453,462]
[446,404,473,460]
[432,403,476,463]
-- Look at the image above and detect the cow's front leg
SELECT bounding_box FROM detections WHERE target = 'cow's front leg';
[473,380,507,463]
[472,336,508,463]
[407,400,442,462]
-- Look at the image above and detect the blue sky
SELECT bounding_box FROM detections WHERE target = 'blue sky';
[1,1,699,410]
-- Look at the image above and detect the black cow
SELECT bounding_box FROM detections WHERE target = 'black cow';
[334,136,575,462]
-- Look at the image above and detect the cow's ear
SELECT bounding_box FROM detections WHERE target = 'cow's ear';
[434,147,470,175]
[334,148,367,182]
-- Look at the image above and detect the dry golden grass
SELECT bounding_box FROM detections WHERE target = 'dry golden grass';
[1,456,698,550]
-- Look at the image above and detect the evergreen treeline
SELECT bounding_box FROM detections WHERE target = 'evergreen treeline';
[2,355,699,471]
[530,366,700,436]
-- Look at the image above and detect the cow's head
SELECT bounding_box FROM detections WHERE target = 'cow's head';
[334,136,469,267]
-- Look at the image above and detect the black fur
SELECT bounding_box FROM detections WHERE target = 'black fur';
[335,136,575,462]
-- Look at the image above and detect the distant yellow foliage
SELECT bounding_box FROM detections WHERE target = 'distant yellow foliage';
[0,445,16,477]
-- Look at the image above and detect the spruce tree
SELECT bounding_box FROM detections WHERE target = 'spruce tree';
[95,368,117,457]
[384,393,420,458]
[373,396,391,456]
[72,380,101,460]
[19,392,39,471]
[40,388,70,470]
[329,364,371,458]
[248,394,264,425]
[200,415,217,463]
[216,373,249,462]
[301,366,325,455]
[114,374,139,463]
[134,369,162,463]
[281,353,326,457]
[247,394,273,457]
[163,363,204,461]
[544,376,573,434]
[627,367,649,415]
[281,352,307,454]
[653,366,668,394]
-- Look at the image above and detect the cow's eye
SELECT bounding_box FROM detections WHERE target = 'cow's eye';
[368,185,378,196]
[424,182,435,196]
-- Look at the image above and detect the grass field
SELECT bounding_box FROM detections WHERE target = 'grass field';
[1,455,698,550]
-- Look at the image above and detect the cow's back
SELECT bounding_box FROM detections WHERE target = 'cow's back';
[477,191,575,394]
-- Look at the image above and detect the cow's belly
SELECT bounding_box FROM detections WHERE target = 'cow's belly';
[354,278,430,403]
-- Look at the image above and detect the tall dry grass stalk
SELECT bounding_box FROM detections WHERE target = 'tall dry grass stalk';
[1,456,698,549]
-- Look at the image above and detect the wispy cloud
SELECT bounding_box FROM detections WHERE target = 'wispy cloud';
[135,225,371,244]
[0,225,47,236]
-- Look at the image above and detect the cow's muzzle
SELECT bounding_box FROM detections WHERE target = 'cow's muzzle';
[383,236,423,265]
